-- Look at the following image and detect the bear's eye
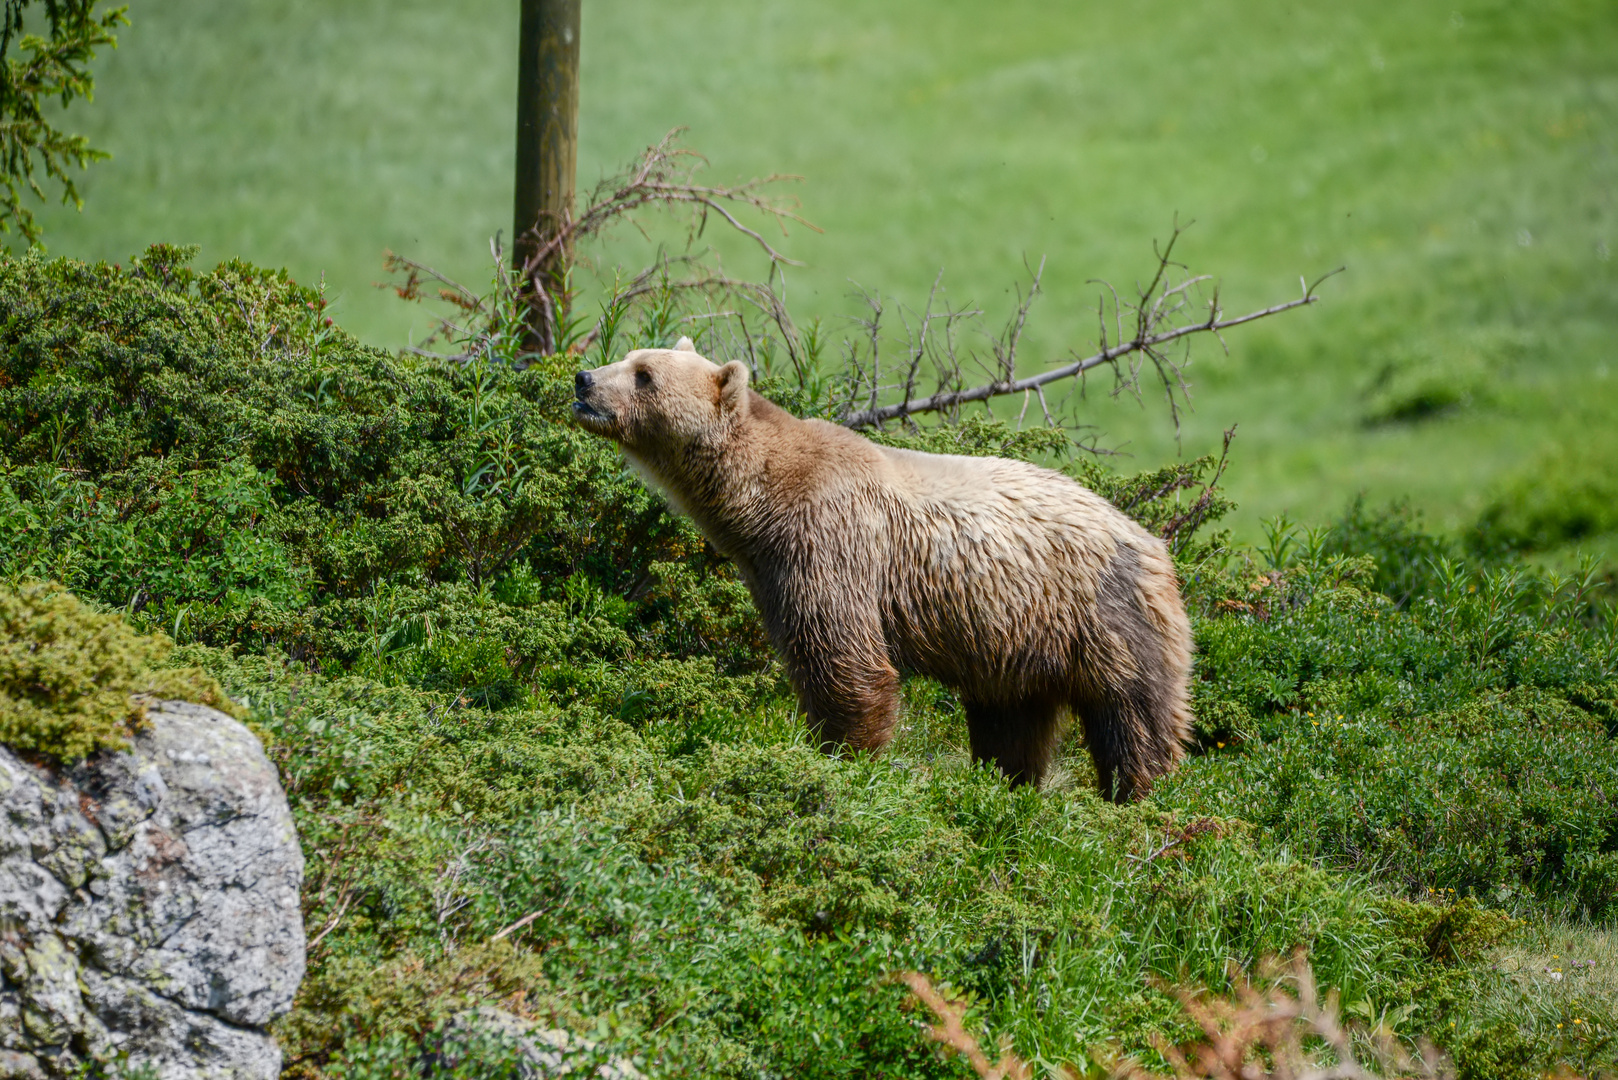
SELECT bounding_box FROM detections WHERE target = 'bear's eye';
[635,369,653,389]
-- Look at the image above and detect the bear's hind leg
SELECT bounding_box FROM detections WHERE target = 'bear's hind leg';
[1076,543,1194,802]
[963,698,1065,788]
[1073,684,1183,803]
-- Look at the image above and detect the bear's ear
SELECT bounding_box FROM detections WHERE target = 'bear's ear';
[716,360,750,417]
[674,335,696,352]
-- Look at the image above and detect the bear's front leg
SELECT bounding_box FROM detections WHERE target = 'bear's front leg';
[784,642,901,755]
[750,559,901,755]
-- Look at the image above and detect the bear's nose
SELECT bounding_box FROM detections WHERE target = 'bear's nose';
[574,370,593,395]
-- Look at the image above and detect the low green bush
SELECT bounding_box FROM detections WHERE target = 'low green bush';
[204,642,1483,1077]
[210,629,1616,1077]
[1471,438,1618,556]
[1166,542,1618,920]
[1323,497,1459,606]
[0,247,774,697]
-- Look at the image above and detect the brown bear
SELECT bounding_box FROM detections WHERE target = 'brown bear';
[572,338,1193,800]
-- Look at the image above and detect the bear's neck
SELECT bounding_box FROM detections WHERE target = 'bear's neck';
[633,390,812,560]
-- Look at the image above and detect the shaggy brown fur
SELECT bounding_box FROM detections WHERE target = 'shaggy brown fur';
[572,341,1193,800]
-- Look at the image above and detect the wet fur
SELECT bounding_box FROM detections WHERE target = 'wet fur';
[574,345,1193,800]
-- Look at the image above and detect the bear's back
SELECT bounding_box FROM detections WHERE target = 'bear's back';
[857,445,1164,696]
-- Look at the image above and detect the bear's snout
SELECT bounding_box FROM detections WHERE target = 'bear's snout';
[571,368,615,431]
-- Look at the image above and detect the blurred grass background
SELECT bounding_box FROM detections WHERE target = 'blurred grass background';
[27,0,1618,545]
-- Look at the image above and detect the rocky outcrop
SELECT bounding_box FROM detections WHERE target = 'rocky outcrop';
[0,700,305,1079]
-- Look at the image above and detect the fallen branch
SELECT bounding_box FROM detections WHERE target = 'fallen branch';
[382,139,1331,459]
[1125,834,1184,866]
[488,907,546,943]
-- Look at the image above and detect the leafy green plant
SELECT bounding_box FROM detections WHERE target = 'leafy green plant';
[1471,439,1618,557]
[1165,546,1618,920]
[0,248,773,685]
[0,0,127,244]
[1324,497,1460,606]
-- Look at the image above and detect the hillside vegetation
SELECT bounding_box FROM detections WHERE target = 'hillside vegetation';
[3,250,1617,1077]
[28,0,1618,549]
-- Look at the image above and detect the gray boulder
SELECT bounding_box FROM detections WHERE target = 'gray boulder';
[0,700,305,1079]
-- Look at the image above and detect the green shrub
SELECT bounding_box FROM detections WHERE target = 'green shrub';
[0,580,237,760]
[185,635,1507,1076]
[1356,328,1530,429]
[0,247,772,686]
[1324,496,1460,606]
[1360,356,1489,425]
[1471,439,1618,556]
[1165,550,1618,919]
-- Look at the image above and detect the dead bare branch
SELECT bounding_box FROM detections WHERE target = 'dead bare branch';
[840,220,1340,431]
[381,135,1326,466]
[508,129,819,356]
[488,907,547,943]
[518,129,818,278]
[385,130,818,359]
[1126,833,1185,866]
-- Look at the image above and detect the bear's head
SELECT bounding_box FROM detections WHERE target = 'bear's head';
[572,337,751,454]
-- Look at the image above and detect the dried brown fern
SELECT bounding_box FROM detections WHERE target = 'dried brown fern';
[1121,955,1448,1080]
[895,970,1034,1080]
[898,956,1463,1080]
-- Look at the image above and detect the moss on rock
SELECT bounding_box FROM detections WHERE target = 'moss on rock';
[0,580,240,761]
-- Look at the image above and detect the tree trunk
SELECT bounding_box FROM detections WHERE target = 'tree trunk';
[513,0,581,357]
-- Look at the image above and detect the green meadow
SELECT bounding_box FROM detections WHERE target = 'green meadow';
[29,0,1618,545]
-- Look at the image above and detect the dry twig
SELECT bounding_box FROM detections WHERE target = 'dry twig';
[305,888,353,956]
[1151,426,1238,550]
[385,130,818,364]
[510,129,819,353]
[488,907,547,943]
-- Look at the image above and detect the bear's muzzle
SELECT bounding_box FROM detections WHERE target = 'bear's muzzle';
[572,370,616,431]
